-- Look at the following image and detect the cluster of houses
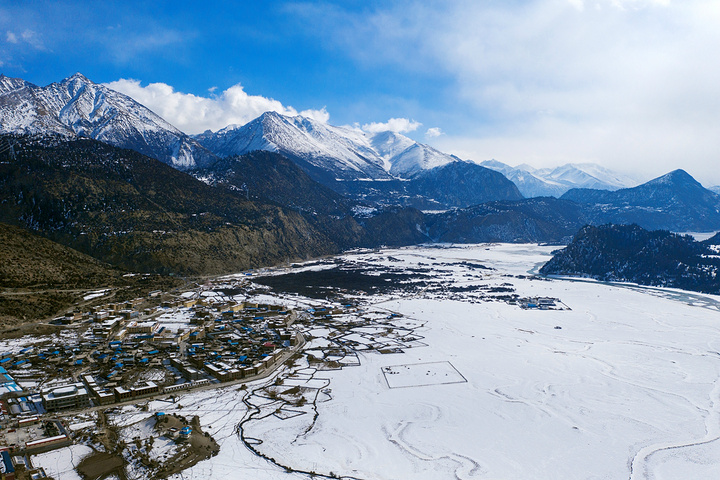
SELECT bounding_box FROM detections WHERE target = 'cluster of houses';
[519,297,567,310]
[0,280,370,470]
[0,416,68,479]
[1,289,306,420]
[1,444,53,480]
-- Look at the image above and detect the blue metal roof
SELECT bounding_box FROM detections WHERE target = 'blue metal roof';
[1,451,15,473]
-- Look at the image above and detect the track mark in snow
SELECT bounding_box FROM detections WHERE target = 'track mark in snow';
[628,379,720,480]
[384,408,486,480]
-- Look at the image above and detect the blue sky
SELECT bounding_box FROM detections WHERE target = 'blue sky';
[2,0,720,184]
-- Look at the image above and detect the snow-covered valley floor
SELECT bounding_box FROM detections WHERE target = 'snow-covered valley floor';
[174,243,720,479]
[40,243,720,479]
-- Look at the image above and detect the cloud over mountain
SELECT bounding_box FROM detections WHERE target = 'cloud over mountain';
[105,79,330,134]
[290,0,720,185]
[362,117,421,134]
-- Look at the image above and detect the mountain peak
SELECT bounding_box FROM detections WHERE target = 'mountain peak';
[65,72,92,83]
[0,74,31,94]
[258,110,296,126]
[0,72,216,169]
[646,169,700,188]
[261,110,286,120]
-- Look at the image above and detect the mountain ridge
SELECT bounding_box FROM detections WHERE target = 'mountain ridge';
[561,169,720,231]
[481,159,638,197]
[195,111,522,208]
[0,73,217,169]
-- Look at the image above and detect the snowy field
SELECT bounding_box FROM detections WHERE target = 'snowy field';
[29,243,720,479]
[153,243,720,479]
[34,444,93,480]
[381,361,467,389]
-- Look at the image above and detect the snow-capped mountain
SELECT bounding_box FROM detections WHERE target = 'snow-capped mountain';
[195,111,520,208]
[195,112,391,181]
[194,111,458,181]
[538,163,638,191]
[369,130,457,176]
[480,160,566,198]
[0,73,216,169]
[481,160,638,198]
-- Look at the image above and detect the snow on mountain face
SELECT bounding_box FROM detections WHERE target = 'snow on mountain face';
[368,130,416,170]
[540,163,637,191]
[367,130,455,175]
[481,160,637,198]
[379,138,456,177]
[0,73,215,169]
[195,112,458,180]
[196,112,389,180]
[481,160,565,197]
[0,74,32,95]
[0,75,75,137]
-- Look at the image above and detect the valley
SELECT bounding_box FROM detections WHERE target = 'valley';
[3,244,720,479]
[4,2,720,478]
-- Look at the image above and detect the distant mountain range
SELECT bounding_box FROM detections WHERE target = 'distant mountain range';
[2,72,720,283]
[480,160,638,197]
[0,73,644,206]
[193,111,459,181]
[194,111,522,208]
[561,169,720,232]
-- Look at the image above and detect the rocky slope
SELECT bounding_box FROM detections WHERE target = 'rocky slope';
[196,150,430,248]
[427,197,590,244]
[0,134,337,275]
[408,161,523,209]
[0,134,434,276]
[196,150,352,216]
[0,222,124,289]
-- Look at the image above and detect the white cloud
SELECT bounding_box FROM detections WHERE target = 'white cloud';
[301,0,720,185]
[425,127,444,138]
[20,30,42,48]
[569,0,670,10]
[104,79,329,134]
[104,29,185,63]
[362,117,421,133]
[300,107,330,124]
[5,29,44,50]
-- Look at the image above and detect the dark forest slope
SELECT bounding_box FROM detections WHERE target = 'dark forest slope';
[540,224,720,293]
[0,135,338,275]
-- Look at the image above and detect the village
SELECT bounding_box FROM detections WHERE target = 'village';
[0,250,569,480]
[0,276,338,479]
